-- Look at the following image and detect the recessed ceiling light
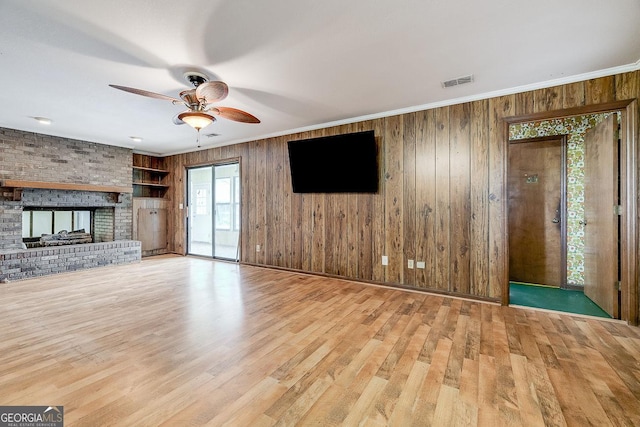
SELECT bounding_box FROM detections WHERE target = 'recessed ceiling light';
[129,136,143,142]
[34,117,52,125]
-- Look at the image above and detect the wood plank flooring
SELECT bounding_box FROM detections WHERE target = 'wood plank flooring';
[1,255,639,426]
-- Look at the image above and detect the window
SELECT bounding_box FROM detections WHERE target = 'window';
[215,178,231,230]
[195,186,209,215]
[214,176,241,231]
[22,210,92,238]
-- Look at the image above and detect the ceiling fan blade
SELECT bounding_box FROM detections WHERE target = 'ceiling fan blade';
[210,106,260,123]
[196,81,229,104]
[109,84,181,103]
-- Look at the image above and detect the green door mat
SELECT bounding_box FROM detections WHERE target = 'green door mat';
[509,283,611,318]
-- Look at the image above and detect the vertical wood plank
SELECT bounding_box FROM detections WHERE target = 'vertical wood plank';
[358,191,373,281]
[435,107,451,291]
[301,192,313,271]
[449,103,472,294]
[533,86,563,113]
[470,100,490,297]
[372,118,386,282]
[174,155,186,255]
[515,91,534,116]
[585,76,615,104]
[255,139,267,265]
[245,142,258,264]
[265,138,277,265]
[281,137,292,269]
[238,143,251,262]
[614,71,640,102]
[488,95,515,301]
[311,192,325,273]
[358,122,375,281]
[346,124,361,279]
[403,112,417,287]
[332,192,349,276]
[563,82,586,109]
[310,128,326,273]
[288,139,303,271]
[415,110,437,289]
[384,115,404,284]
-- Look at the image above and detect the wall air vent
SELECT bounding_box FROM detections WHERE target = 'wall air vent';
[442,74,474,88]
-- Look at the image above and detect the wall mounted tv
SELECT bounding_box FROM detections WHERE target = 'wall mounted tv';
[287,130,378,193]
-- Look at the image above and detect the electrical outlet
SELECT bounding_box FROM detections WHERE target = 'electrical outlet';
[416,261,426,269]
[381,255,388,266]
[408,259,414,269]
[256,244,261,252]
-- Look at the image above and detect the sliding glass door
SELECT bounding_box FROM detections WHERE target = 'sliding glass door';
[187,163,240,260]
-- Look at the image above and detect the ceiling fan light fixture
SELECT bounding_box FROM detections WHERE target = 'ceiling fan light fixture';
[178,111,215,130]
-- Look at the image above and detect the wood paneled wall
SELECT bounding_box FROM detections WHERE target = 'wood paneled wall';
[165,71,640,303]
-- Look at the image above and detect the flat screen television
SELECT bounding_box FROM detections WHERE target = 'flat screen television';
[287,130,378,193]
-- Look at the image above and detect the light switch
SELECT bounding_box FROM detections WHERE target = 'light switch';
[408,259,414,269]
[382,255,388,266]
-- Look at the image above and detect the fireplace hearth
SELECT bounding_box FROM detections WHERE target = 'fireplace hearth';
[0,187,139,281]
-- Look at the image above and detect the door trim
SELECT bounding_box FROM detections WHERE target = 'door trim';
[508,135,568,287]
[184,157,243,261]
[502,100,638,325]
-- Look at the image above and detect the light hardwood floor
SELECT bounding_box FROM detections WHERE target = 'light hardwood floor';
[1,255,639,426]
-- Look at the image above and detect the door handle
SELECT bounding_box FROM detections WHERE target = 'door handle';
[552,218,560,224]
[579,220,587,226]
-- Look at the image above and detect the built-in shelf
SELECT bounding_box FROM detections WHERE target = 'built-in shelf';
[132,182,170,188]
[132,166,170,174]
[132,154,169,198]
[0,179,132,202]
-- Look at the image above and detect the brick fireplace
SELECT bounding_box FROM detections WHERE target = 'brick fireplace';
[0,127,141,281]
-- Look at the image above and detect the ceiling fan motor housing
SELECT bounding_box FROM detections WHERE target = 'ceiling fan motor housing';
[184,71,208,87]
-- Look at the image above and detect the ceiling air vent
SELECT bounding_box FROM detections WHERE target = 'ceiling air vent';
[442,74,474,88]
[205,133,220,138]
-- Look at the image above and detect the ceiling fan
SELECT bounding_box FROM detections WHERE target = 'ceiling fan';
[109,72,260,133]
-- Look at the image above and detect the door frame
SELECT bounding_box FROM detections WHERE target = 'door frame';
[184,157,243,261]
[501,100,638,325]
[508,135,568,287]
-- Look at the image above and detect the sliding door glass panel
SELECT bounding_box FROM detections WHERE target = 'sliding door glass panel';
[187,163,240,260]
[188,166,213,256]
[213,163,240,260]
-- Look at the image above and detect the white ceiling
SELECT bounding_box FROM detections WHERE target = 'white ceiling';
[1,0,639,155]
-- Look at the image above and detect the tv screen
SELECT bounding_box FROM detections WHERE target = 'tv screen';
[287,130,378,193]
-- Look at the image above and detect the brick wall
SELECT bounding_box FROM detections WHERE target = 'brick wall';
[0,241,141,281]
[0,127,132,187]
[0,127,133,250]
[95,207,115,242]
[0,205,22,249]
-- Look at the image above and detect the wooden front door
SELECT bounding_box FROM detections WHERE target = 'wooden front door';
[508,136,566,287]
[583,114,619,318]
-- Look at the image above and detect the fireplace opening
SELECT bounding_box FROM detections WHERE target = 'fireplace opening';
[22,207,115,248]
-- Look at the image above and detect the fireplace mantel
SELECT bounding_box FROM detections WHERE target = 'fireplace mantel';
[0,179,132,203]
